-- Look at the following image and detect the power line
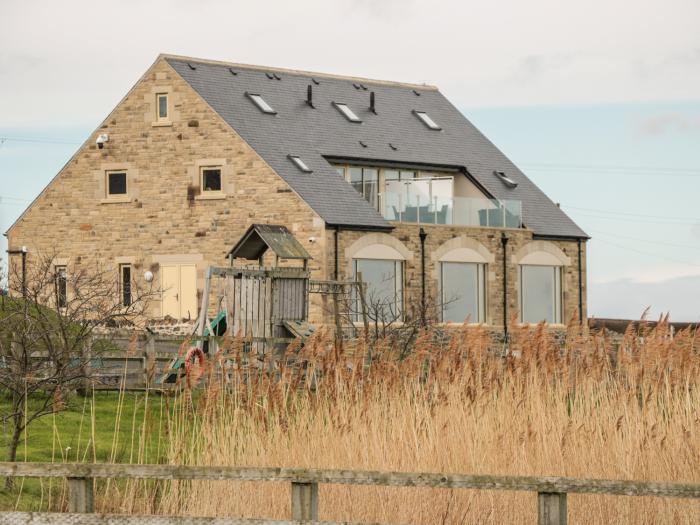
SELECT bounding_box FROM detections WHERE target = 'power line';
[0,196,32,204]
[0,136,82,146]
[564,205,700,222]
[589,229,700,251]
[594,237,700,268]
[568,210,699,226]
[521,162,700,175]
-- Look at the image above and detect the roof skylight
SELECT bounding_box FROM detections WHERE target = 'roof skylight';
[334,102,362,123]
[414,111,441,130]
[288,155,312,173]
[246,93,276,114]
[494,170,518,188]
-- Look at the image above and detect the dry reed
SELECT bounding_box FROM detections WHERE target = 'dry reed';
[103,320,700,524]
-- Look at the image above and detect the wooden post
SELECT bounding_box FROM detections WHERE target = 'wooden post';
[332,289,343,355]
[356,273,369,341]
[538,492,567,525]
[68,477,94,513]
[291,481,318,520]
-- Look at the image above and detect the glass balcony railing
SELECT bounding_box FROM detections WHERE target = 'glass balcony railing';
[380,179,522,228]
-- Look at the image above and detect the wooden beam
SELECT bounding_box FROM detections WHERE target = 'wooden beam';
[0,512,386,524]
[0,463,698,499]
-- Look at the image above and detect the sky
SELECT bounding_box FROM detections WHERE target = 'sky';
[1,0,699,321]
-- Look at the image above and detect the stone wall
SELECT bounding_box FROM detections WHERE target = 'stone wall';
[6,58,328,321]
[327,223,586,328]
[6,56,586,330]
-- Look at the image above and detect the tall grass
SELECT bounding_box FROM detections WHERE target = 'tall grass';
[100,320,700,524]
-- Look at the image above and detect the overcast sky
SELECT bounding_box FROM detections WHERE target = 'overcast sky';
[1,0,699,320]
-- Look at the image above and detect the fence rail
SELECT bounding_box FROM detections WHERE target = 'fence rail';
[1,462,698,525]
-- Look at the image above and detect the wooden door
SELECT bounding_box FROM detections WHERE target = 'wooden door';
[161,264,198,319]
[179,264,198,320]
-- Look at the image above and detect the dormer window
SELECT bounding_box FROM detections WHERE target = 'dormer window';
[414,111,441,130]
[247,93,276,114]
[334,102,362,123]
[156,93,168,120]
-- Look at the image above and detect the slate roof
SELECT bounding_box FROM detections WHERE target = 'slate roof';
[166,55,587,239]
[228,224,311,261]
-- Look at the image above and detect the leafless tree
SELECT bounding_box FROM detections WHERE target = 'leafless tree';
[0,251,156,481]
[332,274,449,360]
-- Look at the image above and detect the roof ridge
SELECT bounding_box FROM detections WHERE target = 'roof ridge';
[159,53,439,91]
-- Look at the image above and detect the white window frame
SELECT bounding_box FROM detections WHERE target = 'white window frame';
[353,258,404,323]
[440,261,486,324]
[156,93,168,121]
[200,166,223,193]
[519,264,563,324]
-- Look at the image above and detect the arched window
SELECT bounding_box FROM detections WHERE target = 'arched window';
[434,238,494,324]
[346,234,411,322]
[515,242,570,324]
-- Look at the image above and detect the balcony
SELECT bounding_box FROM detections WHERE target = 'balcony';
[380,177,522,228]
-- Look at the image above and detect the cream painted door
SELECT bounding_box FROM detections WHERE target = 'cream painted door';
[179,264,198,320]
[161,264,198,319]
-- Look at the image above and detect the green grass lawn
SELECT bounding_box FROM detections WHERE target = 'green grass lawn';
[0,391,167,510]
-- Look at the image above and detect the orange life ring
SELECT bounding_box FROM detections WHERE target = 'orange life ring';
[184,346,206,388]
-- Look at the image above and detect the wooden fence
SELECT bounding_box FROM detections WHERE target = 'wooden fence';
[0,463,698,524]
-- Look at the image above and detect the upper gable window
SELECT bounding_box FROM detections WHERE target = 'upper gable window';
[334,102,362,123]
[247,93,276,114]
[201,167,222,192]
[414,110,441,130]
[107,171,127,196]
[156,93,168,120]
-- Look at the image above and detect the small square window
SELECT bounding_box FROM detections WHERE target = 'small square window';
[157,93,168,120]
[246,93,276,114]
[201,167,222,192]
[414,110,441,130]
[334,102,362,123]
[107,172,127,196]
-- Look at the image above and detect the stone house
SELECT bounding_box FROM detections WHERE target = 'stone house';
[4,54,588,330]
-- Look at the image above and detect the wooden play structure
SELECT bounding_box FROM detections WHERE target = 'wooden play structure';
[158,224,317,384]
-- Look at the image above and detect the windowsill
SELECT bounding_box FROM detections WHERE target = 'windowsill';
[100,196,132,204]
[194,192,227,201]
[439,322,486,326]
[518,323,566,328]
[152,120,173,127]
